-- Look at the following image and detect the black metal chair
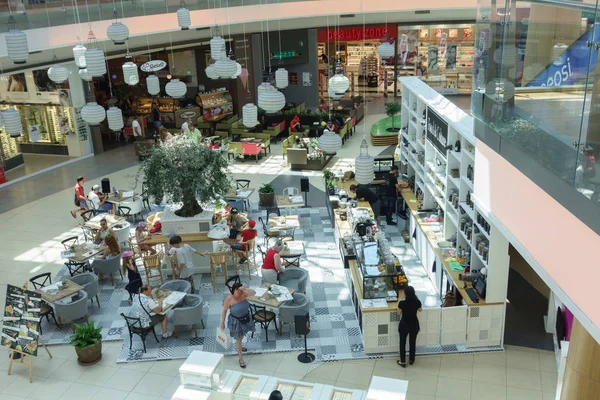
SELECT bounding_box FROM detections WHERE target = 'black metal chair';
[250,303,279,342]
[29,273,58,334]
[65,260,90,276]
[236,179,251,211]
[258,216,279,247]
[80,225,96,243]
[225,275,241,294]
[80,209,96,222]
[121,313,160,353]
[256,245,266,261]
[141,190,150,211]
[118,206,133,222]
[61,236,79,250]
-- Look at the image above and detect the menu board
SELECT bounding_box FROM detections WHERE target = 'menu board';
[1,284,42,357]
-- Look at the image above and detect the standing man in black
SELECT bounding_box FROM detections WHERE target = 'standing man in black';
[349,184,381,226]
[385,165,402,226]
[397,285,422,368]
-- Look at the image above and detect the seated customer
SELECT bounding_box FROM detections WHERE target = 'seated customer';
[158,126,173,142]
[187,122,202,142]
[292,137,306,149]
[225,208,248,239]
[98,234,121,259]
[260,240,285,284]
[88,185,116,214]
[230,220,258,263]
[290,116,302,132]
[130,285,171,338]
[135,222,156,255]
[94,218,116,245]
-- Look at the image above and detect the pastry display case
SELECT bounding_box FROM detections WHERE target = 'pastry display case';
[133,97,179,124]
[196,89,233,122]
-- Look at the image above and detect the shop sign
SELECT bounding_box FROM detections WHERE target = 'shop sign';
[318,25,397,42]
[140,60,167,72]
[179,110,198,119]
[426,107,448,156]
[270,50,300,60]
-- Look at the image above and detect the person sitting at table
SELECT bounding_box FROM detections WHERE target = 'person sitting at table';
[88,184,116,214]
[230,219,258,263]
[122,250,143,303]
[326,119,336,132]
[220,282,256,369]
[158,126,173,142]
[225,208,248,240]
[260,240,285,284]
[135,222,157,255]
[290,116,303,133]
[292,137,306,149]
[168,235,208,291]
[98,234,121,259]
[94,218,116,245]
[187,122,202,142]
[131,285,171,339]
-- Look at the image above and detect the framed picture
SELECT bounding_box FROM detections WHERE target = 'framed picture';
[419,29,429,39]
[463,28,473,38]
[449,29,458,38]
[434,29,443,38]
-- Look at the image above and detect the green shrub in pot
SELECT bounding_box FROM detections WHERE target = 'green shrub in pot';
[70,321,103,366]
[258,183,275,206]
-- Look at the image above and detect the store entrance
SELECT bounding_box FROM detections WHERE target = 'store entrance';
[504,244,554,350]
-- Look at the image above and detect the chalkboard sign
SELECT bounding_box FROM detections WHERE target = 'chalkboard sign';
[1,284,42,357]
[426,107,449,156]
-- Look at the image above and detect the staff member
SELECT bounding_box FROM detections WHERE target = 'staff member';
[385,165,402,226]
[349,184,381,226]
[397,286,422,368]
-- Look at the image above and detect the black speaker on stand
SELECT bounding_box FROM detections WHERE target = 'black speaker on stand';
[295,312,315,363]
[101,178,111,194]
[300,177,310,208]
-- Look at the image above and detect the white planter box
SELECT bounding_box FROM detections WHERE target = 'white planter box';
[179,351,224,391]
[161,204,214,235]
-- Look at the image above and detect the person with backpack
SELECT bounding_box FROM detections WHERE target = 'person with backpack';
[70,176,89,218]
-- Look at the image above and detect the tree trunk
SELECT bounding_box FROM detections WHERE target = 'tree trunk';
[175,193,203,217]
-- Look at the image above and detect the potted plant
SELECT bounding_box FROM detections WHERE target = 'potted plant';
[384,102,402,132]
[258,183,275,206]
[70,321,103,366]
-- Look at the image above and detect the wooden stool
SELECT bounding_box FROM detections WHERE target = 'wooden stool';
[232,238,257,280]
[143,253,163,286]
[209,251,230,292]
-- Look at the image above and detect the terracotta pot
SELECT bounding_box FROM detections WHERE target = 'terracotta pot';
[75,341,102,366]
[259,191,275,206]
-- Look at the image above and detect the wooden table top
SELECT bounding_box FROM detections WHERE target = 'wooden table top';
[276,195,304,208]
[84,214,127,230]
[107,190,139,203]
[150,288,187,315]
[67,245,105,263]
[268,216,300,229]
[225,188,255,200]
[280,241,305,258]
[247,283,296,309]
[144,232,213,245]
[38,280,83,304]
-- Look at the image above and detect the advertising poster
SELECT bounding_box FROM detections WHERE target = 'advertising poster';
[446,44,457,70]
[302,72,312,87]
[428,46,439,70]
[1,284,42,357]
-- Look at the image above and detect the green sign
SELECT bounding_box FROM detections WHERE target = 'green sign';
[582,11,596,20]
[270,50,300,60]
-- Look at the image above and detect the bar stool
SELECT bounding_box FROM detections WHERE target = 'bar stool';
[143,253,163,286]
[232,238,257,280]
[209,251,230,292]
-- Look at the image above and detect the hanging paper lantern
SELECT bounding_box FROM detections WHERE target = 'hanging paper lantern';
[242,103,258,128]
[3,108,22,137]
[318,129,342,154]
[232,62,242,79]
[206,65,219,80]
[147,74,160,95]
[107,22,129,45]
[257,82,273,96]
[107,107,124,131]
[377,42,394,59]
[165,79,187,99]
[355,138,374,185]
[79,68,93,82]
[122,61,139,85]
[0,111,4,128]
[81,102,106,125]
[275,68,289,89]
[85,48,107,77]
[5,28,28,65]
[214,58,238,78]
[73,44,87,68]
[48,64,69,84]
[485,78,515,103]
[210,36,226,61]
[329,74,350,96]
[328,86,342,100]
[177,5,191,30]
[258,87,285,113]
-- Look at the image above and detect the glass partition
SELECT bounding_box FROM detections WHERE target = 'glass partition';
[472,0,600,206]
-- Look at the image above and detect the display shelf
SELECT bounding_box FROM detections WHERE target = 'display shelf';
[472,244,489,268]
[459,203,474,220]
[474,219,491,241]
[461,175,474,191]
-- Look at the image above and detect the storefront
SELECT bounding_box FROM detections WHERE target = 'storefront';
[317,24,398,98]
[397,22,476,95]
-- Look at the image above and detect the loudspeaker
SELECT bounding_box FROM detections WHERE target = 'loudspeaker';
[300,177,309,193]
[294,312,310,335]
[101,178,111,194]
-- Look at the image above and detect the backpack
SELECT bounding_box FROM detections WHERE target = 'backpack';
[74,192,79,207]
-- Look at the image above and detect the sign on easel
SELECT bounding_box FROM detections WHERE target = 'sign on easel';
[2,284,41,356]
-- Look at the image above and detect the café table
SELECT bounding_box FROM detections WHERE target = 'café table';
[279,241,305,268]
[268,216,300,230]
[38,279,83,304]
[151,288,187,315]
[84,213,127,230]
[225,188,255,200]
[107,190,139,205]
[63,244,105,263]
[275,195,304,213]
[247,283,296,309]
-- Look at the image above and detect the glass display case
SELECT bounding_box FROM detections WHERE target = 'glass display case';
[0,130,20,163]
[373,156,395,179]
[196,89,233,122]
[133,97,179,124]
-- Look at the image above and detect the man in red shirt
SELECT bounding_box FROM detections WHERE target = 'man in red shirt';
[70,176,89,218]
[230,219,258,263]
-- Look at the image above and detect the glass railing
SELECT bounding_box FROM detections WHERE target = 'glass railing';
[472,0,600,207]
[0,0,310,33]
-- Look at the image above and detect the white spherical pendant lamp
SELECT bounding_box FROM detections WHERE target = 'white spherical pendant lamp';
[107,22,129,45]
[329,74,350,96]
[81,102,106,125]
[122,61,139,85]
[107,107,124,131]
[328,86,342,100]
[377,41,394,59]
[258,87,285,113]
[177,4,191,30]
[210,36,226,61]
[3,108,22,137]
[243,103,258,128]
[318,129,342,154]
[214,58,237,78]
[232,62,242,79]
[275,68,289,89]
[85,48,107,77]
[48,64,69,84]
[73,44,87,68]
[355,138,375,185]
[79,68,93,82]
[206,65,219,80]
[147,74,160,95]
[165,79,187,99]
[257,82,273,96]
[5,17,28,65]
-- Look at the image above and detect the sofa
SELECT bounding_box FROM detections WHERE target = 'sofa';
[240,133,271,154]
[265,121,286,142]
[279,268,308,294]
[215,114,239,131]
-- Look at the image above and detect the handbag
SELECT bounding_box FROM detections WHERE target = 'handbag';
[216,326,232,350]
[74,192,80,207]
[208,220,230,240]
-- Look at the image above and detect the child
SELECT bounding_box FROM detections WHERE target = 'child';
[168,235,208,291]
[122,250,143,303]
[230,220,258,263]
[135,222,157,255]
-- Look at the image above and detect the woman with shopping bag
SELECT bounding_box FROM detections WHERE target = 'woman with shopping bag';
[220,282,256,368]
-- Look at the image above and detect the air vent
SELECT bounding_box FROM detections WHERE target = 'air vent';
[415,10,431,14]
[340,14,355,18]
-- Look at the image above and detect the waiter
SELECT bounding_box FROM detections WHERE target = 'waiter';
[349,184,381,226]
[384,165,402,226]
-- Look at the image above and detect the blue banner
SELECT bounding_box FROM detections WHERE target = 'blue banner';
[526,24,600,87]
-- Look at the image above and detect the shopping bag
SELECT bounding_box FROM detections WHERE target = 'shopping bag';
[208,220,230,240]
[216,326,232,350]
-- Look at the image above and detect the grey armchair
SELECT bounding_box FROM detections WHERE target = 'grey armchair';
[279,293,310,332]
[53,290,89,330]
[172,294,205,337]
[70,272,101,307]
[160,279,192,294]
[93,255,123,286]
[279,268,308,294]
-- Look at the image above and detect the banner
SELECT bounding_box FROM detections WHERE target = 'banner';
[2,284,42,357]
[426,107,449,155]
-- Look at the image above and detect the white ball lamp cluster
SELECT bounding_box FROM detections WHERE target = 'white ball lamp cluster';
[205,65,219,80]
[214,57,238,78]
[318,129,342,154]
[107,22,129,45]
[166,79,187,99]
[73,44,87,68]
[210,36,226,61]
[177,2,191,30]
[81,102,106,125]
[232,62,242,79]
[258,84,285,114]
[276,68,289,89]
[377,41,394,59]
[328,86,342,100]
[107,107,124,131]
[79,68,93,82]
[242,103,258,128]
[355,139,375,185]
[257,82,273,95]
[2,108,23,137]
[5,16,28,65]
[122,61,139,85]
[147,75,160,95]
[329,73,350,97]
[48,63,69,84]
[85,47,107,77]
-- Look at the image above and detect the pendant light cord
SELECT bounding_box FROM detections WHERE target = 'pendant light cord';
[166,1,175,70]
[277,0,282,55]
[225,0,232,54]
[141,0,152,60]
[266,0,271,72]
